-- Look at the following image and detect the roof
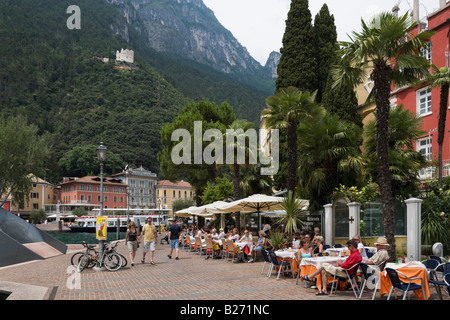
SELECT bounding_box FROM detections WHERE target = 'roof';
[156,180,192,189]
[59,176,126,186]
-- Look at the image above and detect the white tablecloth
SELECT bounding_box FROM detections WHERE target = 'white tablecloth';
[364,246,378,253]
[235,241,253,250]
[300,256,347,269]
[275,249,298,259]
[384,261,426,271]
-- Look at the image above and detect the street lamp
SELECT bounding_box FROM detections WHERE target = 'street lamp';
[97,142,107,265]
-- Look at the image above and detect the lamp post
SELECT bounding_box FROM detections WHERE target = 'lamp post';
[97,142,107,265]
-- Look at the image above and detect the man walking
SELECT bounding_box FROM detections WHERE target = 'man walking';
[167,221,181,260]
[140,218,158,265]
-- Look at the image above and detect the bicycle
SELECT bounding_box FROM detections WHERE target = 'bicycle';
[105,241,128,268]
[71,241,98,270]
[75,241,123,272]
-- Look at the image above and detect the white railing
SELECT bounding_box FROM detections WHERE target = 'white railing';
[418,159,450,180]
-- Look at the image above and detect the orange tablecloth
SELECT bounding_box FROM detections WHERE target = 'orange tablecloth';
[379,266,430,300]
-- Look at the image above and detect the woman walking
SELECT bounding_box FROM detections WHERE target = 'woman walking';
[125,221,139,266]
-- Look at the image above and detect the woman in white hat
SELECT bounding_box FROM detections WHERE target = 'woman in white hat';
[363,237,390,271]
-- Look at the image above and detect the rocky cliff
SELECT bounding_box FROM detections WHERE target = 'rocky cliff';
[106,0,273,78]
[265,51,281,79]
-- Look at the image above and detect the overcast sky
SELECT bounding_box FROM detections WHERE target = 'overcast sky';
[203,0,441,65]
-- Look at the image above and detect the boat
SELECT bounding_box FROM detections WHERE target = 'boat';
[69,209,170,233]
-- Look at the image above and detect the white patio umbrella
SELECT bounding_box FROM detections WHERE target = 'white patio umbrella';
[214,194,308,230]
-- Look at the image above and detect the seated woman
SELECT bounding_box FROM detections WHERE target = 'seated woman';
[312,236,324,256]
[228,228,240,242]
[296,239,312,261]
[247,230,267,263]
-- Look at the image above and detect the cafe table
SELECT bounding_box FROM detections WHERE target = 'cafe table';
[378,261,430,300]
[235,240,253,255]
[275,249,298,275]
[299,256,348,289]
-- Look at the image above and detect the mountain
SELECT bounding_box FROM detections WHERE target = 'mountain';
[106,0,275,97]
[265,51,281,79]
[0,0,276,183]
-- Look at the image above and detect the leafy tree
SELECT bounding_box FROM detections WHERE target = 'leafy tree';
[240,164,273,197]
[159,100,236,226]
[313,3,337,103]
[0,116,50,208]
[201,177,234,205]
[30,208,47,225]
[72,207,88,217]
[333,12,433,259]
[263,87,324,196]
[276,0,316,93]
[58,144,126,177]
[172,198,195,213]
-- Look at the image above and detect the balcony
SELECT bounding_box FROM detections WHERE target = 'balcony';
[418,159,450,180]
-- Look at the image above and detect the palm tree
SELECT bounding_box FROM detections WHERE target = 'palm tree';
[426,66,450,186]
[297,113,365,211]
[273,191,307,237]
[364,105,428,199]
[224,119,255,231]
[332,12,433,260]
[263,87,325,196]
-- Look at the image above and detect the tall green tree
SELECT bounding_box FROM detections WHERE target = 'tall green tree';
[333,12,433,259]
[0,116,50,208]
[297,113,365,211]
[224,119,255,231]
[313,3,337,103]
[263,87,324,196]
[159,100,236,226]
[276,0,316,92]
[425,66,450,186]
[322,55,362,127]
[364,105,428,200]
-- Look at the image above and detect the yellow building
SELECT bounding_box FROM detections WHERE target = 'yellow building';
[155,180,193,216]
[10,175,59,219]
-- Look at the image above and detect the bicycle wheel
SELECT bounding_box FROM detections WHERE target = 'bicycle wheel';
[76,253,91,272]
[103,253,122,271]
[118,253,128,268]
[71,252,84,266]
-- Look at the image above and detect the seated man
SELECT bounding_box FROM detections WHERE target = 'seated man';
[304,239,362,296]
[363,237,390,272]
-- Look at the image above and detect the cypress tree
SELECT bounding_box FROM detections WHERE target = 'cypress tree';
[313,4,337,103]
[276,0,316,92]
[322,55,363,128]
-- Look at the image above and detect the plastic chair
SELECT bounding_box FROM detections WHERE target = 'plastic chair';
[185,236,195,252]
[358,263,379,300]
[194,236,206,257]
[268,251,291,280]
[444,273,450,296]
[204,238,215,260]
[329,262,361,298]
[334,244,343,248]
[429,262,450,300]
[226,239,243,264]
[385,268,427,300]
[221,239,228,261]
[260,249,272,277]
[323,244,331,250]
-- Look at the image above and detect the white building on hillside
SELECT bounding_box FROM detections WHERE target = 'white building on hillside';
[116,48,134,63]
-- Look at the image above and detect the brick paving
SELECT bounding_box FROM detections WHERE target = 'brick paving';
[0,233,447,302]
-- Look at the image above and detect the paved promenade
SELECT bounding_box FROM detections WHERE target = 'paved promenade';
[0,233,447,303]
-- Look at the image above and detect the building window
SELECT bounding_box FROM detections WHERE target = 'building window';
[88,195,92,202]
[114,196,117,202]
[31,192,39,199]
[80,184,85,190]
[416,87,432,116]
[87,185,92,191]
[417,137,432,161]
[120,196,124,203]
[80,194,85,201]
[113,187,118,192]
[32,203,39,210]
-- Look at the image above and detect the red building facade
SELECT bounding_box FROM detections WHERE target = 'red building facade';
[392,3,450,179]
[59,176,128,209]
